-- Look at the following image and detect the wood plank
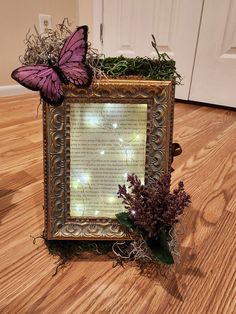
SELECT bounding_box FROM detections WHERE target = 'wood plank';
[0,95,235,313]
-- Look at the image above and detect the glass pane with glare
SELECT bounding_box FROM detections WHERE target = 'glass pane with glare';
[70,102,147,218]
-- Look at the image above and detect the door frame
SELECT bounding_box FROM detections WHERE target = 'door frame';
[76,0,103,52]
[92,0,103,52]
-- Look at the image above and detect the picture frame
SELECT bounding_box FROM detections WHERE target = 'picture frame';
[43,79,174,240]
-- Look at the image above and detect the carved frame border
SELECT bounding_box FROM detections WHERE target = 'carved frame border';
[43,79,174,240]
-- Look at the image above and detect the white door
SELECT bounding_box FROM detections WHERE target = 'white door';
[189,0,236,108]
[100,0,204,100]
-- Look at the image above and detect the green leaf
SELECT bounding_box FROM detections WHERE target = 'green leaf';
[147,229,174,265]
[115,212,135,230]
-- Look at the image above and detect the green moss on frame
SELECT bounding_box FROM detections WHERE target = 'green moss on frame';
[97,55,181,83]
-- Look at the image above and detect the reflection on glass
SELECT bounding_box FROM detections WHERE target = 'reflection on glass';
[70,102,147,218]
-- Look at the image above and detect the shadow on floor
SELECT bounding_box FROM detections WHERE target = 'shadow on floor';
[139,245,204,301]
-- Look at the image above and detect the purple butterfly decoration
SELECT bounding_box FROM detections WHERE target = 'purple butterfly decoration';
[11,25,92,105]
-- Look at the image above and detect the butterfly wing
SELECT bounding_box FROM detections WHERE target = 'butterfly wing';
[60,62,92,87]
[11,65,64,105]
[59,25,92,87]
[11,25,91,104]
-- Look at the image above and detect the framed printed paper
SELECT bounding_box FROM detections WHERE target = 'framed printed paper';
[43,79,174,240]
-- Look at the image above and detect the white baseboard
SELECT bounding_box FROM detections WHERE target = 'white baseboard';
[0,85,35,97]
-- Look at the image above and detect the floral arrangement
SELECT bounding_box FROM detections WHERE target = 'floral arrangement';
[115,173,191,265]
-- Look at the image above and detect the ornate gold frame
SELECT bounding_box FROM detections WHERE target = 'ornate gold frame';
[43,79,174,240]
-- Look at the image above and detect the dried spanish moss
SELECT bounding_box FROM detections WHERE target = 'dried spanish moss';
[168,228,180,263]
[112,237,153,265]
[31,234,118,275]
[86,43,107,80]
[31,234,166,275]
[20,18,72,65]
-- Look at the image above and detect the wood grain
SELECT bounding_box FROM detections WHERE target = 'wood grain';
[0,95,235,314]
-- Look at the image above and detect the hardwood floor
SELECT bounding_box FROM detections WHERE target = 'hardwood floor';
[0,94,235,314]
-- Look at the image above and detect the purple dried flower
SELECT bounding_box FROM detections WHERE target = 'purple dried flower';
[117,184,127,197]
[117,173,191,238]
